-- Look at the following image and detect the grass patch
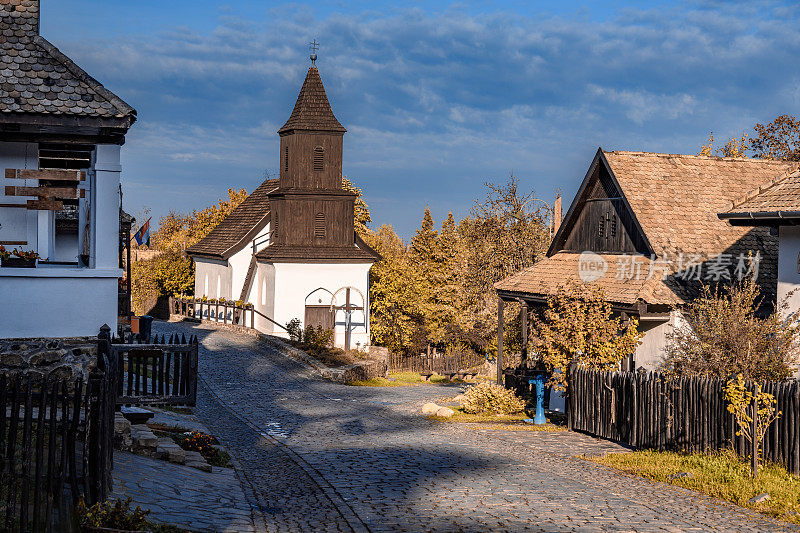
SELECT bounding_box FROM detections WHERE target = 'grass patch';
[428,408,567,431]
[589,449,800,524]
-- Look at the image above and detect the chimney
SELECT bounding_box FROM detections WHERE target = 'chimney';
[0,1,40,41]
[552,195,562,236]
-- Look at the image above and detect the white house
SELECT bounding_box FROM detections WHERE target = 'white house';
[187,64,379,349]
[495,149,798,373]
[0,0,137,338]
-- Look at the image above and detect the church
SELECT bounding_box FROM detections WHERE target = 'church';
[187,61,379,350]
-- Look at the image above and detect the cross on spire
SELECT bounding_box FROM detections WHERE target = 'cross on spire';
[309,40,319,65]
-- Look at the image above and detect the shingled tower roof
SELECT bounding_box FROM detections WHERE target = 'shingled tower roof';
[278,67,346,134]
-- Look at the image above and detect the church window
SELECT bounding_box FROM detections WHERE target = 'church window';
[598,215,605,238]
[284,146,289,172]
[610,212,617,238]
[313,147,324,172]
[314,212,326,239]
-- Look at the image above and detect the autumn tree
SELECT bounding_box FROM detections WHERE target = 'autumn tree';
[662,277,800,381]
[530,281,642,389]
[750,114,800,161]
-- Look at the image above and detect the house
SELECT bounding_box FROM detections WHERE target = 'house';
[0,0,137,338]
[187,64,379,349]
[719,168,800,319]
[495,149,798,373]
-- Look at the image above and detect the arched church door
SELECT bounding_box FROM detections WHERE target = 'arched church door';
[304,288,334,331]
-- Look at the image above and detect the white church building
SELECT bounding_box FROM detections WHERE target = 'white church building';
[187,64,379,349]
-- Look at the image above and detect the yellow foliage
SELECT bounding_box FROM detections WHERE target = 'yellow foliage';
[724,373,781,463]
[460,382,526,415]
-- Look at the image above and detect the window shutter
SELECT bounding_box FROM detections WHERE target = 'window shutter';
[313,147,324,172]
[598,216,605,238]
[610,213,617,238]
[284,146,289,173]
[314,212,326,239]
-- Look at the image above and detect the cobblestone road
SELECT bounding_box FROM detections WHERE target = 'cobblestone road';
[156,320,795,532]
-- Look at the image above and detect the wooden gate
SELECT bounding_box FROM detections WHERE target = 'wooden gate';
[109,334,199,406]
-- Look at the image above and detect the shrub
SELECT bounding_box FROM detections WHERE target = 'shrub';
[76,497,150,530]
[662,277,800,381]
[460,382,526,415]
[304,325,334,349]
[286,318,303,342]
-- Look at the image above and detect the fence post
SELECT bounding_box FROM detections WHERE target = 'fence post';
[752,385,758,478]
[96,323,111,373]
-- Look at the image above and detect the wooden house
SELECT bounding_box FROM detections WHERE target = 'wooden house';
[187,65,379,349]
[495,149,798,374]
[0,0,137,338]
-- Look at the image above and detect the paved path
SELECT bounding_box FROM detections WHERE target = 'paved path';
[156,320,796,532]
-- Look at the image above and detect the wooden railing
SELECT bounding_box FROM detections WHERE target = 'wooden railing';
[388,351,486,374]
[0,366,115,530]
[568,366,800,475]
[108,333,199,407]
[169,296,288,333]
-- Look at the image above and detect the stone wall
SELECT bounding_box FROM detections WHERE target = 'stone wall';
[0,337,98,380]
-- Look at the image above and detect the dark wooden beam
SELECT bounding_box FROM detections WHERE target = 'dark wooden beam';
[497,298,505,385]
[520,301,528,364]
[5,169,85,181]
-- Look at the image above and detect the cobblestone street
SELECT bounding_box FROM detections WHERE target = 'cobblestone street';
[154,320,795,532]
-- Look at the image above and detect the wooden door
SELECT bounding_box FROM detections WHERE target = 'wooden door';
[305,305,334,331]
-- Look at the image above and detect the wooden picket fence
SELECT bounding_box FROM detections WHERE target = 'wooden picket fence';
[568,367,800,474]
[0,369,115,532]
[108,333,199,407]
[388,351,486,374]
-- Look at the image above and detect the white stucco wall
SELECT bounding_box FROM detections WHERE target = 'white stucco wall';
[0,269,120,337]
[778,226,800,315]
[633,310,683,371]
[193,258,231,300]
[267,262,372,349]
[0,142,39,251]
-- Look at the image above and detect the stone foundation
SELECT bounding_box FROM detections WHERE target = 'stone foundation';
[0,337,98,380]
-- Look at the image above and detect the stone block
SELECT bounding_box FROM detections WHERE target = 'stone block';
[157,437,186,464]
[421,403,440,415]
[435,407,455,418]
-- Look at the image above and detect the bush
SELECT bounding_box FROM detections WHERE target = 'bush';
[286,318,303,342]
[77,497,150,530]
[304,325,334,349]
[460,382,526,414]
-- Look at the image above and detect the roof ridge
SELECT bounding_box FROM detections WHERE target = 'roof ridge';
[604,149,790,164]
[33,35,136,118]
[728,168,800,210]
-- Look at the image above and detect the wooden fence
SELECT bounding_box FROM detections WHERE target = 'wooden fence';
[108,334,199,407]
[0,370,115,532]
[388,352,486,374]
[568,367,800,474]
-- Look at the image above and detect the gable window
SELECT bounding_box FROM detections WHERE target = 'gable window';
[609,212,617,238]
[314,212,326,239]
[284,146,289,173]
[598,215,605,237]
[313,147,324,172]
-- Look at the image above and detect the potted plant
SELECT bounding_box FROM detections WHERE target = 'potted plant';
[1,248,39,268]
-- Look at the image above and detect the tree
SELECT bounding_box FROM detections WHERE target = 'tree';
[699,131,749,158]
[751,114,800,161]
[662,277,800,381]
[530,281,643,389]
[343,177,372,238]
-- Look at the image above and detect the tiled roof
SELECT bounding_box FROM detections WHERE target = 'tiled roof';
[186,179,279,259]
[255,243,378,263]
[722,169,800,216]
[603,151,797,258]
[278,67,345,134]
[495,252,686,306]
[0,1,135,120]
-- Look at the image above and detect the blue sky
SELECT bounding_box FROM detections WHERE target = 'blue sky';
[43,1,800,238]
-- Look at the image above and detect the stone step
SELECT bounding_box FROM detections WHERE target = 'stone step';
[157,437,186,464]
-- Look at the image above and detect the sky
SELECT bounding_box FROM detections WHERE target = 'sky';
[42,0,800,238]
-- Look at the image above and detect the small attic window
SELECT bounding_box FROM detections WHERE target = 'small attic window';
[313,147,324,172]
[598,216,605,238]
[610,212,617,238]
[314,212,326,239]
[284,146,289,173]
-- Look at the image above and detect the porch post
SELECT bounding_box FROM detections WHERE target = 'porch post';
[520,301,528,364]
[497,297,504,385]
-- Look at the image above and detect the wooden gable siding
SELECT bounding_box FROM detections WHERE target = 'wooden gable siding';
[560,161,649,254]
[279,132,344,190]
[270,194,354,247]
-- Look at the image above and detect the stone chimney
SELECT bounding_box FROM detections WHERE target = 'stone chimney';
[0,0,39,42]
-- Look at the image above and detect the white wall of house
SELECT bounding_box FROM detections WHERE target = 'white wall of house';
[193,258,231,300]
[229,222,270,301]
[54,233,78,262]
[633,310,683,371]
[0,142,123,338]
[778,226,800,315]
[265,262,372,349]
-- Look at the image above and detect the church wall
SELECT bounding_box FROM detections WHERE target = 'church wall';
[193,257,230,300]
[228,222,270,302]
[254,262,276,333]
[269,262,372,349]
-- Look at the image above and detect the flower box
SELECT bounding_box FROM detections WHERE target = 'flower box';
[1,257,36,268]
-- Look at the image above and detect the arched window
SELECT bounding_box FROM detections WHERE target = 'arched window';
[313,147,324,172]
[314,212,326,239]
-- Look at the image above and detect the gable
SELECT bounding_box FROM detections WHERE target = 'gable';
[551,149,651,256]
